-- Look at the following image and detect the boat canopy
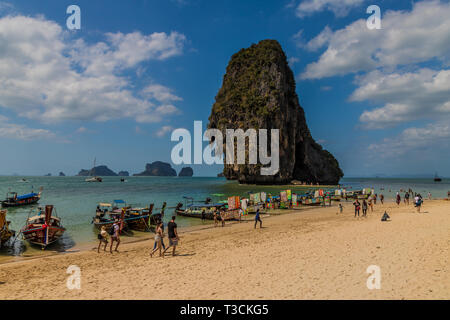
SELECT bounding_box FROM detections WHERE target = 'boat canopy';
[16,193,38,200]
[99,203,112,207]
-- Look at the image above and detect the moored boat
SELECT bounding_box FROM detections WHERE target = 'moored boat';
[1,190,42,208]
[125,205,152,232]
[92,202,127,230]
[0,210,15,247]
[175,203,227,220]
[21,205,65,249]
[434,172,442,182]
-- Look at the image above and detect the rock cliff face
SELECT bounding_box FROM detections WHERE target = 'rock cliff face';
[208,40,343,185]
[133,161,177,177]
[77,165,118,176]
[178,167,194,177]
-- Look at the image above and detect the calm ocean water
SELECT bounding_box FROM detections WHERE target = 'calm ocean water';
[0,176,449,257]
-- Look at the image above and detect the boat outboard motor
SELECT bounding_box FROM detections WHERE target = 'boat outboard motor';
[175,203,183,211]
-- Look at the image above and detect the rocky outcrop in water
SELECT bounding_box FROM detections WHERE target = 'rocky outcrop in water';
[59,172,66,177]
[133,161,177,177]
[178,167,193,177]
[208,40,343,185]
[77,165,118,176]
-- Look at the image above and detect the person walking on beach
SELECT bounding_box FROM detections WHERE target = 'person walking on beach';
[213,210,218,227]
[150,222,164,258]
[428,192,432,201]
[254,208,262,228]
[338,203,343,214]
[152,220,166,251]
[374,194,377,205]
[415,195,423,213]
[368,196,374,212]
[353,199,361,217]
[380,194,384,205]
[448,191,450,200]
[163,216,179,256]
[396,192,401,206]
[97,226,108,253]
[201,209,206,222]
[404,192,410,205]
[109,220,121,253]
[362,200,368,217]
[220,210,225,227]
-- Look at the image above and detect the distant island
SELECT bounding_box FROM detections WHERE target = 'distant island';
[59,172,66,177]
[178,167,193,177]
[77,165,118,176]
[118,171,129,177]
[133,161,177,176]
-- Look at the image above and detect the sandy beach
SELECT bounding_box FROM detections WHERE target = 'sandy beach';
[0,199,449,300]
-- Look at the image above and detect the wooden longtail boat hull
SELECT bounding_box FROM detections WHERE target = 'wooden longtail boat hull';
[125,214,150,232]
[0,211,15,246]
[21,225,65,248]
[1,196,40,208]
[176,209,240,221]
[93,218,128,230]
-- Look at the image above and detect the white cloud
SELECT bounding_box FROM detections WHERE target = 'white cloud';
[368,122,450,158]
[0,15,186,124]
[295,0,365,18]
[141,84,182,102]
[156,125,174,137]
[301,1,450,79]
[288,57,300,65]
[353,68,450,128]
[0,116,55,140]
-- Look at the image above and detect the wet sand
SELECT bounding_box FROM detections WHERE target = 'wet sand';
[0,199,448,299]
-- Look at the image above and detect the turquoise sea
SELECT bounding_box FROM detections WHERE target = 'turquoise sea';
[0,176,449,257]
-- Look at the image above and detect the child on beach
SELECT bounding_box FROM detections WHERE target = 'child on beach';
[338,203,343,214]
[97,226,108,253]
[380,194,384,205]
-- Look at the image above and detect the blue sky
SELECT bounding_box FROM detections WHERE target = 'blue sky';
[0,0,449,177]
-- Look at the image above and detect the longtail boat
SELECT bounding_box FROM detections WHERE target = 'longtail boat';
[0,210,15,247]
[21,205,65,249]
[92,202,127,230]
[1,190,42,208]
[125,204,153,232]
[175,203,227,220]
